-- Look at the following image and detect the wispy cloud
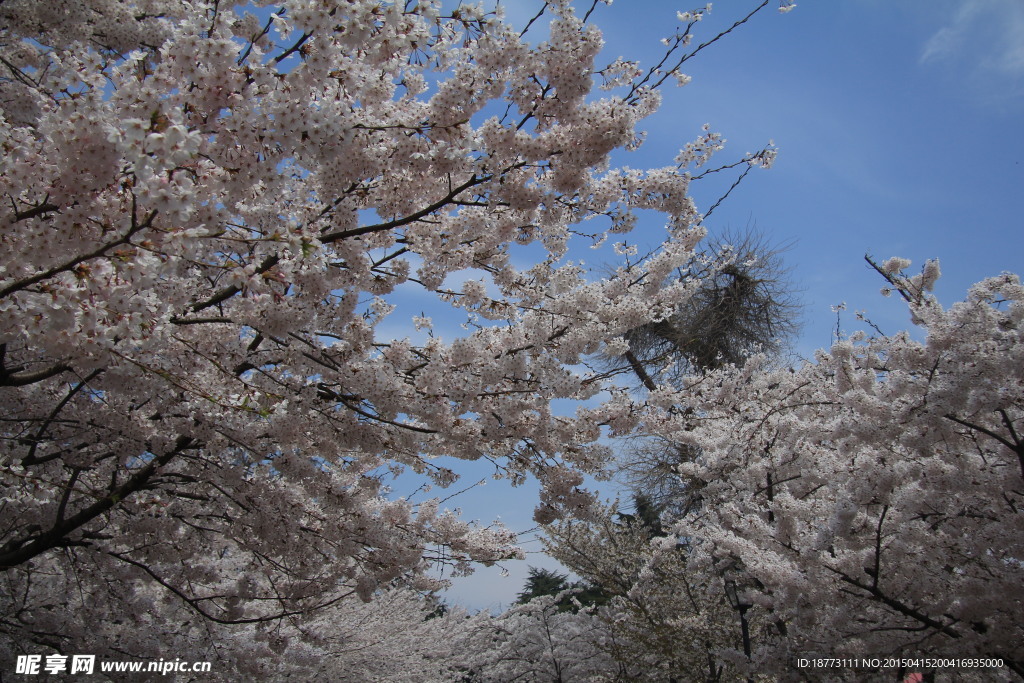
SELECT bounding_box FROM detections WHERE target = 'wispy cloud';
[920,0,1024,76]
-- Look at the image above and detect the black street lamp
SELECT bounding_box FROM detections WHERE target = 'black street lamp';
[724,578,753,682]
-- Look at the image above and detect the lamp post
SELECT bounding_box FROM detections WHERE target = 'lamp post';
[724,578,753,682]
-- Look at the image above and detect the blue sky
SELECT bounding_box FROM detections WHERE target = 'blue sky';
[420,0,1024,611]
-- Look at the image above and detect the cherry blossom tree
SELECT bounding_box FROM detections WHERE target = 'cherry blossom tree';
[543,503,744,681]
[0,0,790,669]
[641,260,1024,678]
[452,592,625,681]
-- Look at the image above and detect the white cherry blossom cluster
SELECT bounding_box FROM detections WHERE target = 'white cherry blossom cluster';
[638,262,1024,675]
[0,0,788,669]
[540,504,749,679]
[451,592,621,681]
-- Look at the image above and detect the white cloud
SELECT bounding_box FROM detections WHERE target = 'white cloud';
[920,3,977,64]
[920,0,1024,76]
[988,4,1024,73]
